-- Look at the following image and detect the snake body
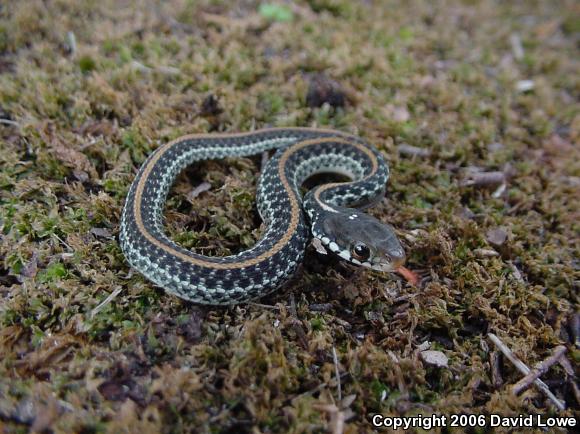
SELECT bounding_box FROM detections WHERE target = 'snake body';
[120,128,405,305]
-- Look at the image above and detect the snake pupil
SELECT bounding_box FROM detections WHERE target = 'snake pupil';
[352,243,370,261]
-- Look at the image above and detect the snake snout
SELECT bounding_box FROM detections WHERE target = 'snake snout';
[386,248,406,269]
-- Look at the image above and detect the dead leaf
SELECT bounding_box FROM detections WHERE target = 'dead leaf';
[90,227,113,239]
[52,141,98,179]
[486,227,508,246]
[420,350,449,368]
[188,181,211,200]
[392,106,410,123]
[474,248,500,258]
[311,238,328,255]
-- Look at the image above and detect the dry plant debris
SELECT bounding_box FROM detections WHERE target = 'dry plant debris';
[0,0,578,432]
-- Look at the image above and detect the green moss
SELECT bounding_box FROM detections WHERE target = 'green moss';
[78,55,97,73]
[0,0,578,432]
[38,262,67,282]
[258,4,294,22]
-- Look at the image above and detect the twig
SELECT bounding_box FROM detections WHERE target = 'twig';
[130,60,179,75]
[289,373,351,403]
[558,355,580,406]
[53,234,74,251]
[510,33,524,60]
[460,171,506,188]
[387,351,409,399]
[332,346,342,401]
[246,302,281,310]
[490,351,503,388]
[397,144,431,158]
[289,293,298,317]
[121,268,134,280]
[512,346,567,394]
[313,404,345,434]
[473,248,500,258]
[309,303,333,312]
[66,31,77,56]
[507,261,525,284]
[91,286,124,317]
[156,65,180,75]
[130,60,152,73]
[289,294,308,350]
[0,118,20,127]
[487,333,566,410]
[570,379,580,407]
[492,183,507,198]
[558,355,575,376]
[326,315,351,329]
[571,313,580,348]
[188,181,211,200]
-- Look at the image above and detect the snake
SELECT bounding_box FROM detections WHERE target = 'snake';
[119,128,406,305]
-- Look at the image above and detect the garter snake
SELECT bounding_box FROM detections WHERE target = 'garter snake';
[119,128,405,305]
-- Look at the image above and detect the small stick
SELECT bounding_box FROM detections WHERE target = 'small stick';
[309,303,333,312]
[289,372,351,402]
[512,346,567,394]
[488,333,565,410]
[54,234,74,251]
[558,356,575,376]
[490,351,503,388]
[66,31,77,56]
[188,181,211,200]
[121,269,134,280]
[91,286,124,317]
[289,293,298,317]
[571,313,580,348]
[289,294,308,350]
[397,144,431,158]
[332,346,342,401]
[570,379,580,407]
[131,60,152,73]
[387,351,409,399]
[507,261,525,284]
[0,118,20,127]
[460,171,506,188]
[313,404,345,434]
[247,302,281,310]
[473,248,500,258]
[510,33,524,60]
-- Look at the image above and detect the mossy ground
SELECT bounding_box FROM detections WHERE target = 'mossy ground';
[0,1,578,433]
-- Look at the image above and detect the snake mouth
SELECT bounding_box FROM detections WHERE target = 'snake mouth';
[369,254,406,272]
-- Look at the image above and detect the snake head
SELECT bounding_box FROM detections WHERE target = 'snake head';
[314,208,406,272]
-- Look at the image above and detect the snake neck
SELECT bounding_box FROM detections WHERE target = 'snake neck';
[302,185,357,238]
[303,186,338,218]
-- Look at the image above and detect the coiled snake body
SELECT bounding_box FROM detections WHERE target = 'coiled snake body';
[120,128,405,305]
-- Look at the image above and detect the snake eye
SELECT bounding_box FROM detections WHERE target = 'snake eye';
[351,243,371,261]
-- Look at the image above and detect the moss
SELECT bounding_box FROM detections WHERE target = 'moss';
[258,4,294,23]
[38,262,67,283]
[0,0,578,432]
[78,55,97,74]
